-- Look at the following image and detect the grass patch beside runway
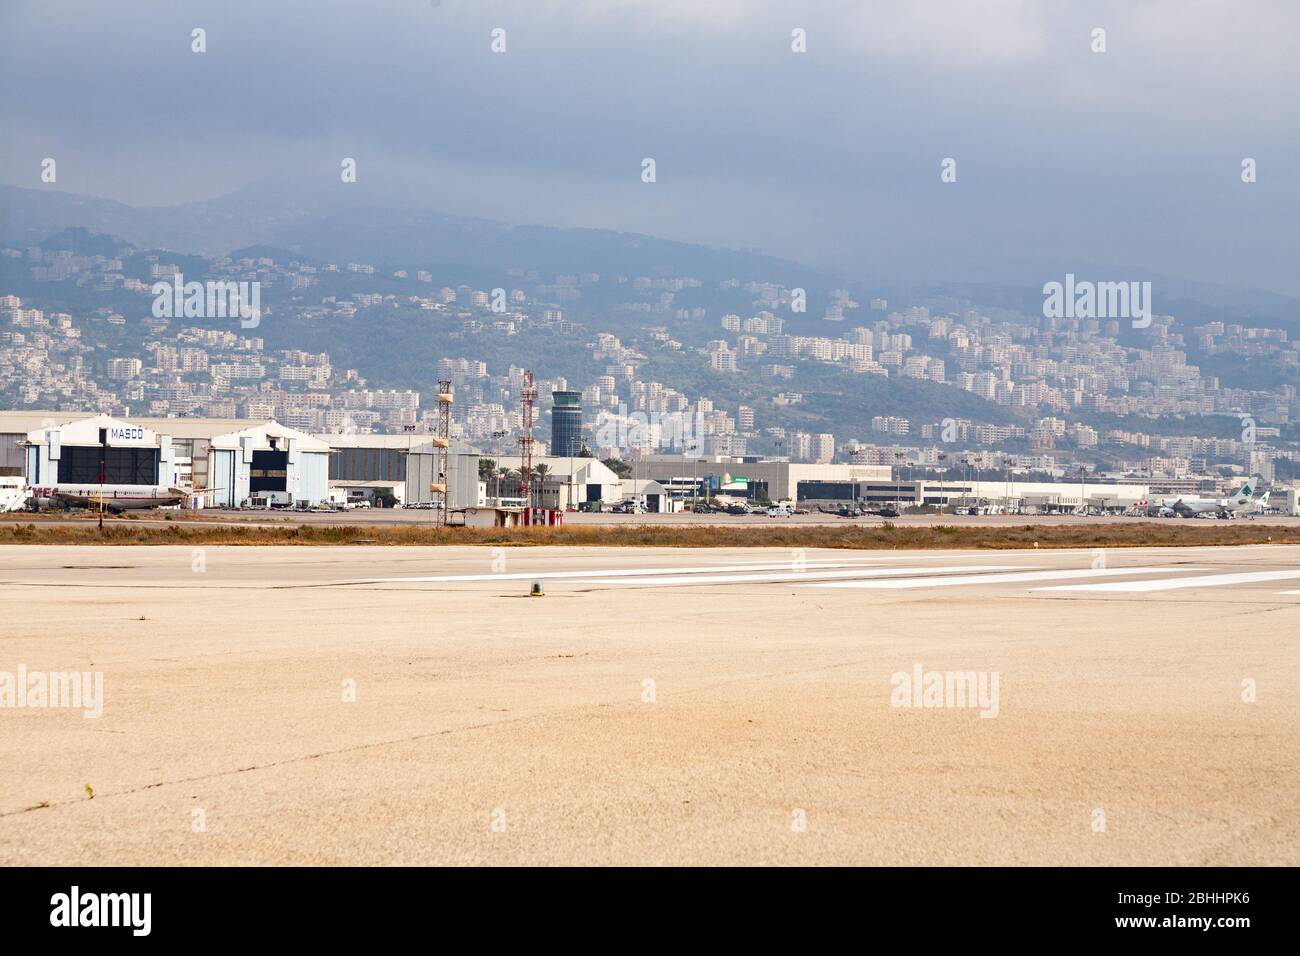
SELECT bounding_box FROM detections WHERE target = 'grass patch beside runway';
[2,518,1298,549]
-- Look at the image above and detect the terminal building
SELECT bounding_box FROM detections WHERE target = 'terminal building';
[633,454,1153,512]
[633,455,891,503]
[852,478,1151,513]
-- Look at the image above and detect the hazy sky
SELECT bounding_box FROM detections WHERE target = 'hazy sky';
[1,0,1297,293]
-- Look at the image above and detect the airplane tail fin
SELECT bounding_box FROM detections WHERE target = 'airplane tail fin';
[1231,478,1264,508]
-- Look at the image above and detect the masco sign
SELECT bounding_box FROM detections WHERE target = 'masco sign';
[106,426,155,446]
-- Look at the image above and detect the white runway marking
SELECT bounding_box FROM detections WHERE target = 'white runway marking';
[583,565,1032,587]
[804,566,1209,590]
[1037,569,1300,593]
[360,559,892,584]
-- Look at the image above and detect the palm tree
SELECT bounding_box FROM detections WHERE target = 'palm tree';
[499,468,517,502]
[533,463,551,509]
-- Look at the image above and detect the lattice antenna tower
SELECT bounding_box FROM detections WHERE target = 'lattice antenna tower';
[434,380,453,526]
[518,371,537,508]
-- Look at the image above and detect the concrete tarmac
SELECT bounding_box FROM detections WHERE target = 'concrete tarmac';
[1,543,1296,865]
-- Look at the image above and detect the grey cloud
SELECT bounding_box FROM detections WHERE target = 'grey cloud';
[0,0,1296,292]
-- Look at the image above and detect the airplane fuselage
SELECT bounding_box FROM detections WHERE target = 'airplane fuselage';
[31,484,186,512]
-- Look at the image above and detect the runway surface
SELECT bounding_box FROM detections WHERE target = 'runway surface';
[1,543,1297,865]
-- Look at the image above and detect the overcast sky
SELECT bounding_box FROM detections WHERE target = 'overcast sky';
[1,0,1297,293]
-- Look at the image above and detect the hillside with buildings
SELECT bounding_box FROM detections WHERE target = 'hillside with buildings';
[1,219,1298,493]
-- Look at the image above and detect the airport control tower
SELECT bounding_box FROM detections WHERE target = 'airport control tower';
[550,390,583,457]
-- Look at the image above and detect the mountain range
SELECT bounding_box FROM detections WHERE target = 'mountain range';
[2,180,1298,332]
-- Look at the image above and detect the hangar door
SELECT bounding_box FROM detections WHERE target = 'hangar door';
[249,450,288,494]
[59,446,159,485]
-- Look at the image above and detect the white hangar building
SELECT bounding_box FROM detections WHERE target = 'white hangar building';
[22,413,179,489]
[15,413,332,508]
[205,422,331,507]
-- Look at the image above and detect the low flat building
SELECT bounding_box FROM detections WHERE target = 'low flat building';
[634,455,891,502]
[855,478,1151,512]
[632,455,1151,511]
[322,434,479,509]
[619,478,676,513]
[1269,487,1300,516]
[486,455,624,510]
[459,506,524,528]
[327,479,405,508]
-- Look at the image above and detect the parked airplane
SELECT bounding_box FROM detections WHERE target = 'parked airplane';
[30,485,223,512]
[1153,478,1263,518]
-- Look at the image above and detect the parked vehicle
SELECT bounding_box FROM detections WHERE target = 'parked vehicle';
[766,504,793,517]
